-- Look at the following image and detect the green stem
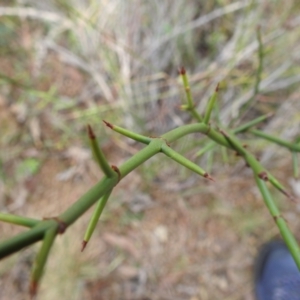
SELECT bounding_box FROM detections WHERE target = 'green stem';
[59,139,163,226]
[203,84,219,124]
[292,152,299,178]
[250,129,300,152]
[254,26,263,97]
[82,190,112,250]
[195,113,272,158]
[161,123,230,147]
[103,120,151,144]
[161,144,213,180]
[255,176,300,270]
[30,226,57,297]
[195,142,215,157]
[87,125,115,177]
[0,213,39,228]
[0,220,54,259]
[234,113,272,133]
[220,129,291,198]
[179,67,203,122]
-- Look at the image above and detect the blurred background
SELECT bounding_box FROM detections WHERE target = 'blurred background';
[1,0,300,299]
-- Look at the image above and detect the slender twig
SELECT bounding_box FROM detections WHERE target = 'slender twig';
[30,226,57,297]
[250,129,300,152]
[161,144,214,181]
[87,125,115,177]
[255,176,300,269]
[292,152,299,178]
[82,190,112,251]
[195,113,273,157]
[0,213,39,228]
[178,67,203,122]
[203,84,219,124]
[103,120,151,144]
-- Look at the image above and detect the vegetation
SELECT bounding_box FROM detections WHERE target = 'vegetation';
[1,1,300,299]
[1,67,300,297]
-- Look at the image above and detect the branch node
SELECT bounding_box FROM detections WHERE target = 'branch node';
[258,171,268,181]
[205,124,211,135]
[111,165,121,182]
[43,217,67,234]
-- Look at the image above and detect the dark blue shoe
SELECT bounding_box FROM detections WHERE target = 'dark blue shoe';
[254,240,300,300]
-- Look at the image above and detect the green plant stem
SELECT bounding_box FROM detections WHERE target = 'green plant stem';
[30,226,57,296]
[292,152,299,178]
[161,123,229,147]
[161,144,213,180]
[234,113,272,133]
[0,213,39,228]
[250,129,300,152]
[88,125,115,177]
[255,176,300,270]
[103,120,151,144]
[254,26,263,97]
[220,129,291,197]
[196,142,215,157]
[82,190,112,249]
[203,84,218,124]
[195,113,273,157]
[0,123,297,268]
[0,220,55,259]
[179,67,203,122]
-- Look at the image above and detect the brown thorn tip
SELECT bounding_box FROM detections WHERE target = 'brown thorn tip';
[87,124,95,139]
[29,281,37,298]
[279,189,297,203]
[81,240,87,252]
[204,173,215,182]
[103,120,113,129]
[215,83,220,92]
[178,66,186,75]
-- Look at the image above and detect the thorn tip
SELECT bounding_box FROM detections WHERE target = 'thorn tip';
[178,66,186,75]
[103,120,114,129]
[81,240,88,252]
[204,173,215,182]
[87,124,95,139]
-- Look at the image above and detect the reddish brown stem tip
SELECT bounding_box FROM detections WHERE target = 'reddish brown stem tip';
[204,173,215,182]
[178,66,186,75]
[215,83,220,92]
[81,240,88,252]
[103,120,114,129]
[29,280,38,299]
[279,188,297,203]
[87,124,96,139]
